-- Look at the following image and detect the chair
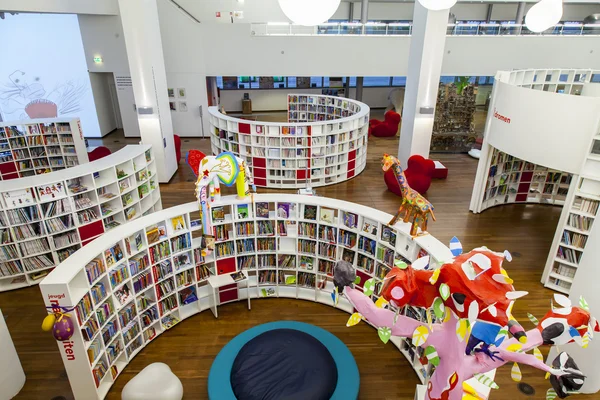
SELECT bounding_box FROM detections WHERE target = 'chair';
[369,110,401,138]
[87,146,111,162]
[174,135,182,164]
[384,155,435,195]
[121,363,183,400]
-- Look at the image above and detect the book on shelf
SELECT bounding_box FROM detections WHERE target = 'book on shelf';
[237,204,249,219]
[179,286,198,305]
[256,202,269,218]
[104,243,124,267]
[212,207,225,222]
[303,205,317,220]
[125,206,137,221]
[277,203,290,219]
[320,207,335,224]
[146,226,160,244]
[231,271,245,282]
[171,215,185,231]
[119,178,130,193]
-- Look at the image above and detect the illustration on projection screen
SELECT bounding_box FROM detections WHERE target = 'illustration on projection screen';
[0,70,87,120]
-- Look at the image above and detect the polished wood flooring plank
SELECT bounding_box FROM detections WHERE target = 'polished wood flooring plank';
[1,129,589,400]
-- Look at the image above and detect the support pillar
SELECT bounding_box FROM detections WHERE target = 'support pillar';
[397,1,449,167]
[516,2,526,24]
[361,0,369,23]
[356,77,364,102]
[344,77,351,98]
[348,1,354,22]
[486,4,493,22]
[118,0,177,183]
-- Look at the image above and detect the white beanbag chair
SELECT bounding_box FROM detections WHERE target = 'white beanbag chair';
[122,363,183,400]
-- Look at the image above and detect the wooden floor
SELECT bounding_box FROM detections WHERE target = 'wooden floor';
[2,129,588,400]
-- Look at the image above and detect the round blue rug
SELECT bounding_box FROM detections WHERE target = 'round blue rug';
[208,321,360,400]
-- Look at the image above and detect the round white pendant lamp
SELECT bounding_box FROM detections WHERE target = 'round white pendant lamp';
[525,0,563,33]
[417,0,457,11]
[277,0,341,26]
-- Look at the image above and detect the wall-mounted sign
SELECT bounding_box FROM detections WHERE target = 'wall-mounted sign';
[93,56,103,64]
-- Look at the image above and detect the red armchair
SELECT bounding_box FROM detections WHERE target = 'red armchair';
[384,155,435,195]
[369,110,401,138]
[87,146,112,162]
[174,134,182,164]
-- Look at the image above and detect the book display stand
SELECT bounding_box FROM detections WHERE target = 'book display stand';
[0,145,161,292]
[0,118,89,181]
[208,94,370,189]
[40,194,454,399]
[470,68,600,295]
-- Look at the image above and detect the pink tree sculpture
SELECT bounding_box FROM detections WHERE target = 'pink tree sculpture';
[341,244,599,400]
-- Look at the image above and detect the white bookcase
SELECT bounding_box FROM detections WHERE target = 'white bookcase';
[471,68,600,296]
[507,68,597,95]
[0,118,89,180]
[40,194,453,400]
[208,94,370,189]
[0,145,162,293]
[480,147,572,210]
[542,132,600,294]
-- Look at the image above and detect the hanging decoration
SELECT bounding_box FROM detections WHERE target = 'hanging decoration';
[277,0,341,26]
[525,0,563,33]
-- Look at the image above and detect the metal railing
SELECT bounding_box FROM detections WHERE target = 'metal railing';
[251,22,600,37]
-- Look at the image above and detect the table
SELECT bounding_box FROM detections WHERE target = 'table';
[207,271,251,318]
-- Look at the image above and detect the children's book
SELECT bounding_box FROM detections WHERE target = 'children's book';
[343,212,358,228]
[115,285,132,305]
[158,225,167,240]
[171,216,185,231]
[237,204,249,219]
[212,206,225,222]
[320,207,334,224]
[147,226,160,244]
[277,203,290,219]
[304,205,317,220]
[231,271,245,282]
[256,202,269,218]
[126,207,136,220]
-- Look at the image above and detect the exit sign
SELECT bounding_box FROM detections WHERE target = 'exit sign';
[93,56,103,63]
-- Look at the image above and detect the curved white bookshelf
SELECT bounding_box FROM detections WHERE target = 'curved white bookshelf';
[0,118,89,181]
[208,94,370,189]
[40,194,454,399]
[470,68,600,295]
[0,145,162,292]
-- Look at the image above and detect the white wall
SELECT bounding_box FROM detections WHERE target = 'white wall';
[0,0,117,14]
[219,86,403,112]
[89,73,117,136]
[200,23,600,76]
[0,13,101,137]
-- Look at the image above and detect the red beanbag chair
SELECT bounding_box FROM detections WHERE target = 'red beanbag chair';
[369,110,401,138]
[384,155,435,196]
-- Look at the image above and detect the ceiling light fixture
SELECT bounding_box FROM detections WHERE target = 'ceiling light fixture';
[525,0,563,33]
[417,0,457,11]
[277,0,341,26]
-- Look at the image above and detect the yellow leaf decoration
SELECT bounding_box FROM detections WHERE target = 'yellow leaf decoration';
[412,326,430,347]
[375,297,389,309]
[511,362,522,382]
[506,343,523,353]
[429,269,441,285]
[346,312,362,327]
[533,347,544,362]
[456,319,470,342]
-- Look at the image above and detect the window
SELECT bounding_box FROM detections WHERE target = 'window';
[310,77,323,88]
[392,77,407,86]
[364,77,391,87]
[287,77,297,88]
[216,76,224,89]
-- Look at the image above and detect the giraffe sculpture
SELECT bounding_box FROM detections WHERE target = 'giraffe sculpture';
[382,153,435,236]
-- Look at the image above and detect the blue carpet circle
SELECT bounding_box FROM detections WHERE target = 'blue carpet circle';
[208,321,360,400]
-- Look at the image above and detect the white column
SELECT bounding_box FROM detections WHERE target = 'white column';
[398,1,449,167]
[117,0,177,183]
[0,309,26,399]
